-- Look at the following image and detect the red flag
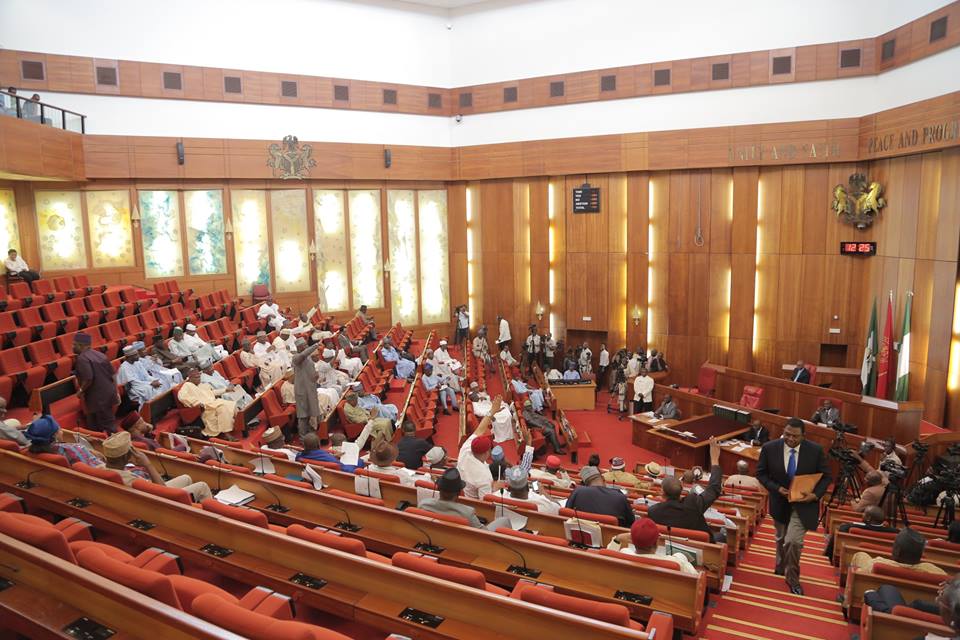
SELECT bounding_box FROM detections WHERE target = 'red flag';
[876,294,894,399]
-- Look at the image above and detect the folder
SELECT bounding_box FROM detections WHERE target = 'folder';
[788,473,822,502]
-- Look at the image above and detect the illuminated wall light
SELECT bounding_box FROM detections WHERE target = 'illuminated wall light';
[548,181,556,320]
[751,177,763,355]
[548,183,555,221]
[549,269,555,305]
[647,178,656,346]
[948,283,960,391]
[466,187,475,328]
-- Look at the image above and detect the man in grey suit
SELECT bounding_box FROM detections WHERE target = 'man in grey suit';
[418,468,510,531]
[292,338,322,436]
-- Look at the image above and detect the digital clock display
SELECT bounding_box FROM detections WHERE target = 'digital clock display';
[840,241,877,256]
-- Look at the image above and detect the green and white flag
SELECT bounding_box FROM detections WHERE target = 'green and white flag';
[861,298,877,395]
[894,292,912,401]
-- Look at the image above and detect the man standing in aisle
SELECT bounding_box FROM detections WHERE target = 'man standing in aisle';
[292,337,322,436]
[633,368,654,414]
[74,333,119,433]
[756,418,831,595]
[496,314,511,350]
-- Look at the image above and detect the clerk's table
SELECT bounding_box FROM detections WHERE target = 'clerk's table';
[631,413,749,469]
[547,380,596,411]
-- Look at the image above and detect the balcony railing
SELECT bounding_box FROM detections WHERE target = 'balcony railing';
[0,90,86,133]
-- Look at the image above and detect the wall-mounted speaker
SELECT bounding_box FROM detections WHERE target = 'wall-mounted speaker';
[384,148,392,169]
[176,141,185,165]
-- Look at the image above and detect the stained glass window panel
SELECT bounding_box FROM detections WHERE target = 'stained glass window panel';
[86,190,134,268]
[185,190,227,275]
[270,189,310,293]
[387,190,419,326]
[0,189,21,255]
[139,190,184,278]
[35,191,86,270]
[348,190,383,308]
[314,190,349,312]
[232,190,270,295]
[418,190,449,324]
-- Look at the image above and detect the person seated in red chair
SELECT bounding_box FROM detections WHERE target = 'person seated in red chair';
[101,430,212,502]
[789,359,811,383]
[354,304,378,342]
[605,517,700,575]
[24,415,104,467]
[4,249,39,283]
[810,398,840,427]
[260,426,300,462]
[823,505,896,559]
[119,411,185,452]
[177,368,238,441]
[648,438,724,543]
[504,466,561,515]
[567,465,635,527]
[851,527,946,576]
[0,397,27,447]
[297,432,364,473]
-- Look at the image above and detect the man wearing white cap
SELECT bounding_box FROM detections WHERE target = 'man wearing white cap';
[336,329,367,365]
[269,328,294,369]
[200,360,253,410]
[380,336,415,380]
[256,295,286,332]
[505,467,561,515]
[603,457,647,489]
[336,342,363,378]
[179,324,223,363]
[117,345,168,408]
[240,338,284,390]
[102,430,212,502]
[314,348,349,397]
[135,341,182,389]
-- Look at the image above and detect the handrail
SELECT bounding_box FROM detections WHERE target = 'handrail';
[0,89,86,133]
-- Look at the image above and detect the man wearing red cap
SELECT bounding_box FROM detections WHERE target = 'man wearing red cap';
[529,454,573,489]
[457,395,505,499]
[606,517,700,575]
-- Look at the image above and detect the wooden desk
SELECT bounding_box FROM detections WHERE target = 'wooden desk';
[718,442,760,476]
[631,414,748,469]
[779,363,863,394]
[701,362,922,442]
[550,381,596,410]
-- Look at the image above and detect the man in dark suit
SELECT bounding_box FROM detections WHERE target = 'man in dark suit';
[755,418,831,595]
[789,360,811,384]
[823,506,897,559]
[648,438,724,542]
[741,420,770,445]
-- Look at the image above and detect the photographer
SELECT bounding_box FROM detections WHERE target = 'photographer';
[849,449,888,512]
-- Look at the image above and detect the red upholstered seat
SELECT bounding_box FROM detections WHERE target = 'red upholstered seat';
[27,339,74,380]
[558,507,619,526]
[32,452,71,467]
[355,468,402,483]
[326,488,385,507]
[495,527,570,547]
[510,581,644,630]
[872,562,947,585]
[0,311,31,347]
[680,365,717,396]
[76,546,184,610]
[483,493,539,511]
[739,385,764,409]
[72,462,124,484]
[131,478,194,505]
[804,363,817,385]
[52,276,79,297]
[40,302,80,333]
[655,524,711,542]
[287,523,367,557]
[391,552,510,595]
[31,279,65,303]
[890,604,945,624]
[15,306,56,341]
[191,593,352,639]
[0,491,24,512]
[927,538,960,551]
[856,528,898,541]
[405,507,470,526]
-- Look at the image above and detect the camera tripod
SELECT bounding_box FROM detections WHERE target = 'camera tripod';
[935,490,958,528]
[819,459,861,526]
[879,478,911,528]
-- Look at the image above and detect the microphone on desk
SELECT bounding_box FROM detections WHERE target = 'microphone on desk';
[17,467,50,489]
[396,503,444,554]
[488,533,541,578]
[326,501,361,532]
[256,450,289,513]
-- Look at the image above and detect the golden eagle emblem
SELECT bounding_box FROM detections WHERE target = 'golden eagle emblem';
[832,173,886,230]
[267,135,317,180]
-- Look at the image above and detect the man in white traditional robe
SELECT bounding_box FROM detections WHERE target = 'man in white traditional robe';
[179,324,225,363]
[257,296,286,332]
[200,360,253,410]
[240,338,285,390]
[357,390,399,422]
[117,345,166,408]
[510,377,545,412]
[176,368,237,439]
[292,313,313,336]
[314,349,350,397]
[337,346,363,378]
[134,341,182,389]
[279,370,336,417]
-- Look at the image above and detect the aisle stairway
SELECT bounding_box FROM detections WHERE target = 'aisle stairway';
[701,518,857,639]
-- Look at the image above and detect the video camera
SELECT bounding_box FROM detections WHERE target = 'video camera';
[880,458,908,482]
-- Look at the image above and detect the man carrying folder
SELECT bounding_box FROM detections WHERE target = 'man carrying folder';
[756,418,831,595]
